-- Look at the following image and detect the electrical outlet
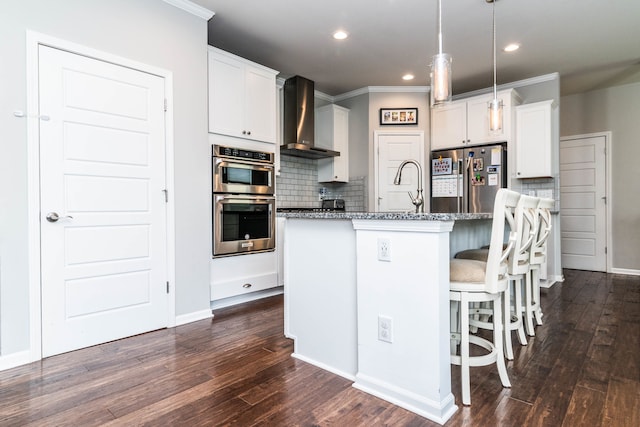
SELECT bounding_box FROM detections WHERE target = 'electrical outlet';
[378,315,393,343]
[377,238,391,261]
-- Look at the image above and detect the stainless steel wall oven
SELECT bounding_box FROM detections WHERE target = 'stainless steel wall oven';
[212,145,275,257]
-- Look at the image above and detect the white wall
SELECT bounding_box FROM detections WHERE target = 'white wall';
[561,82,640,271]
[0,0,211,357]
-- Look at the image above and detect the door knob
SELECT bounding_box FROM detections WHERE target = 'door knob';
[46,212,73,222]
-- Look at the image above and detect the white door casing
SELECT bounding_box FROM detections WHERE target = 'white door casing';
[374,131,425,212]
[38,44,169,357]
[560,134,608,272]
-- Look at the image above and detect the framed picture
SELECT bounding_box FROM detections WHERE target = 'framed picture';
[379,108,418,125]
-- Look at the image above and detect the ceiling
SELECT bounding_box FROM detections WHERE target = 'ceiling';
[193,0,640,97]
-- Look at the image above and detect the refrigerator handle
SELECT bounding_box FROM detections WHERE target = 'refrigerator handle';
[457,159,463,213]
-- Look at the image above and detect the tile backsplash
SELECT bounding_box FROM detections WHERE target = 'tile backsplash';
[510,176,560,211]
[276,156,367,211]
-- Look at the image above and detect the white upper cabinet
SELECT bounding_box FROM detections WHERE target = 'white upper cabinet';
[316,104,350,183]
[515,100,556,178]
[431,89,520,150]
[431,101,467,151]
[208,47,278,143]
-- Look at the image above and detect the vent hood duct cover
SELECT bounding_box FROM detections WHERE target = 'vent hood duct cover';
[280,76,340,159]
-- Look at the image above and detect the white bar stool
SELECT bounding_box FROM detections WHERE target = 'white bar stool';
[449,188,519,405]
[502,194,538,359]
[525,197,554,335]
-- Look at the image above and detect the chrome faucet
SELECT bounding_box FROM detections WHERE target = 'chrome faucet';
[393,159,424,213]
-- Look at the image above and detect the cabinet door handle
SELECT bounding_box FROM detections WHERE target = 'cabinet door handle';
[243,283,252,288]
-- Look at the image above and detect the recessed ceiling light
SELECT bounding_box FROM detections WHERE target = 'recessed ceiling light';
[504,43,520,52]
[333,31,348,40]
[402,74,415,81]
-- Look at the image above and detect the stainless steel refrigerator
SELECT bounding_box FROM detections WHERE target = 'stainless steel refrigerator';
[430,143,507,213]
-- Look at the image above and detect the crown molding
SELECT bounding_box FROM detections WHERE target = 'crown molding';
[334,85,429,102]
[455,72,560,99]
[163,0,214,20]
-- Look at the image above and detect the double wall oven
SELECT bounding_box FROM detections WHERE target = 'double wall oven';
[212,145,275,257]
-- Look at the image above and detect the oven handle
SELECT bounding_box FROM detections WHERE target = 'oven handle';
[214,157,275,171]
[214,194,276,204]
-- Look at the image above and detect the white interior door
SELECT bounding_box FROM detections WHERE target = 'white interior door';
[374,131,425,212]
[560,135,607,271]
[39,45,168,357]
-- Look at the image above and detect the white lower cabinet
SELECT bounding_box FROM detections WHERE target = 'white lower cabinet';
[316,104,349,182]
[211,251,278,301]
[515,100,556,178]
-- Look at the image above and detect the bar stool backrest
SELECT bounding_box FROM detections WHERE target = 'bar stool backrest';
[531,197,554,265]
[509,195,539,276]
[485,189,520,294]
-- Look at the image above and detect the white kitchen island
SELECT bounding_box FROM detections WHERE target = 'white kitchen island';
[279,211,492,425]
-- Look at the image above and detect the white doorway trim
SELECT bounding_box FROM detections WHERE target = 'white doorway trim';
[560,131,612,273]
[373,130,426,213]
[26,31,176,362]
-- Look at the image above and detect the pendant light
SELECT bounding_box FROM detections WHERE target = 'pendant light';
[430,0,452,107]
[488,0,503,132]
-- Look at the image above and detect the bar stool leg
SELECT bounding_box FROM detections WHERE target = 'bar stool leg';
[514,278,528,345]
[493,293,511,388]
[460,293,471,406]
[524,270,536,336]
[503,281,514,360]
[532,267,543,325]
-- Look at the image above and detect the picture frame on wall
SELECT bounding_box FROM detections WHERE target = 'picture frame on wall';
[379,108,418,125]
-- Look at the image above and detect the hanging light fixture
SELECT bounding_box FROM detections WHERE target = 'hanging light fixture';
[488,0,503,132]
[430,0,452,107]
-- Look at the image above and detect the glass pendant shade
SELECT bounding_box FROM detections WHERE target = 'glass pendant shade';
[488,98,503,132]
[430,53,452,106]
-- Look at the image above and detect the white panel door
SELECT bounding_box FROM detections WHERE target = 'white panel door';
[39,45,168,357]
[375,131,425,212]
[560,135,607,271]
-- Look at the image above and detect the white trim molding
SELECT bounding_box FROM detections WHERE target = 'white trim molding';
[0,351,32,372]
[560,131,613,273]
[163,0,214,20]
[175,309,213,326]
[26,30,177,363]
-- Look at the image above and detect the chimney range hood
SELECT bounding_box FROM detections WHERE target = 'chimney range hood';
[280,76,340,160]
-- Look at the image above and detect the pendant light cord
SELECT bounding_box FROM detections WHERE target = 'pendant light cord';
[437,0,443,54]
[492,0,497,99]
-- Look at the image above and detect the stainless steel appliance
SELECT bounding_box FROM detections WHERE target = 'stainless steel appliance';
[212,144,275,195]
[213,194,275,256]
[212,145,276,257]
[280,75,340,159]
[430,143,507,213]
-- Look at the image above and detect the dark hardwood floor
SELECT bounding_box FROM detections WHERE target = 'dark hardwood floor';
[1,269,638,426]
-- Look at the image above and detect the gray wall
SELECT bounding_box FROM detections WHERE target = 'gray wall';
[560,82,640,270]
[367,90,431,211]
[0,0,211,357]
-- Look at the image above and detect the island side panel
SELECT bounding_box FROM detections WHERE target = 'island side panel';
[283,218,358,380]
[352,220,457,424]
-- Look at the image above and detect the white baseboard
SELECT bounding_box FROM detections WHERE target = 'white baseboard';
[175,309,213,326]
[611,267,640,276]
[0,350,31,372]
[540,274,565,289]
[210,287,283,310]
[291,352,356,382]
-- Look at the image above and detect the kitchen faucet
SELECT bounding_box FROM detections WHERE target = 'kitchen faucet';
[393,160,424,213]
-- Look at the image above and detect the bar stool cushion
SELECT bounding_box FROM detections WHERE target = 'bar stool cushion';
[454,248,489,262]
[450,259,487,283]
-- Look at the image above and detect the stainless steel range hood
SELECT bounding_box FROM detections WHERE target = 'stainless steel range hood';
[280,76,340,160]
